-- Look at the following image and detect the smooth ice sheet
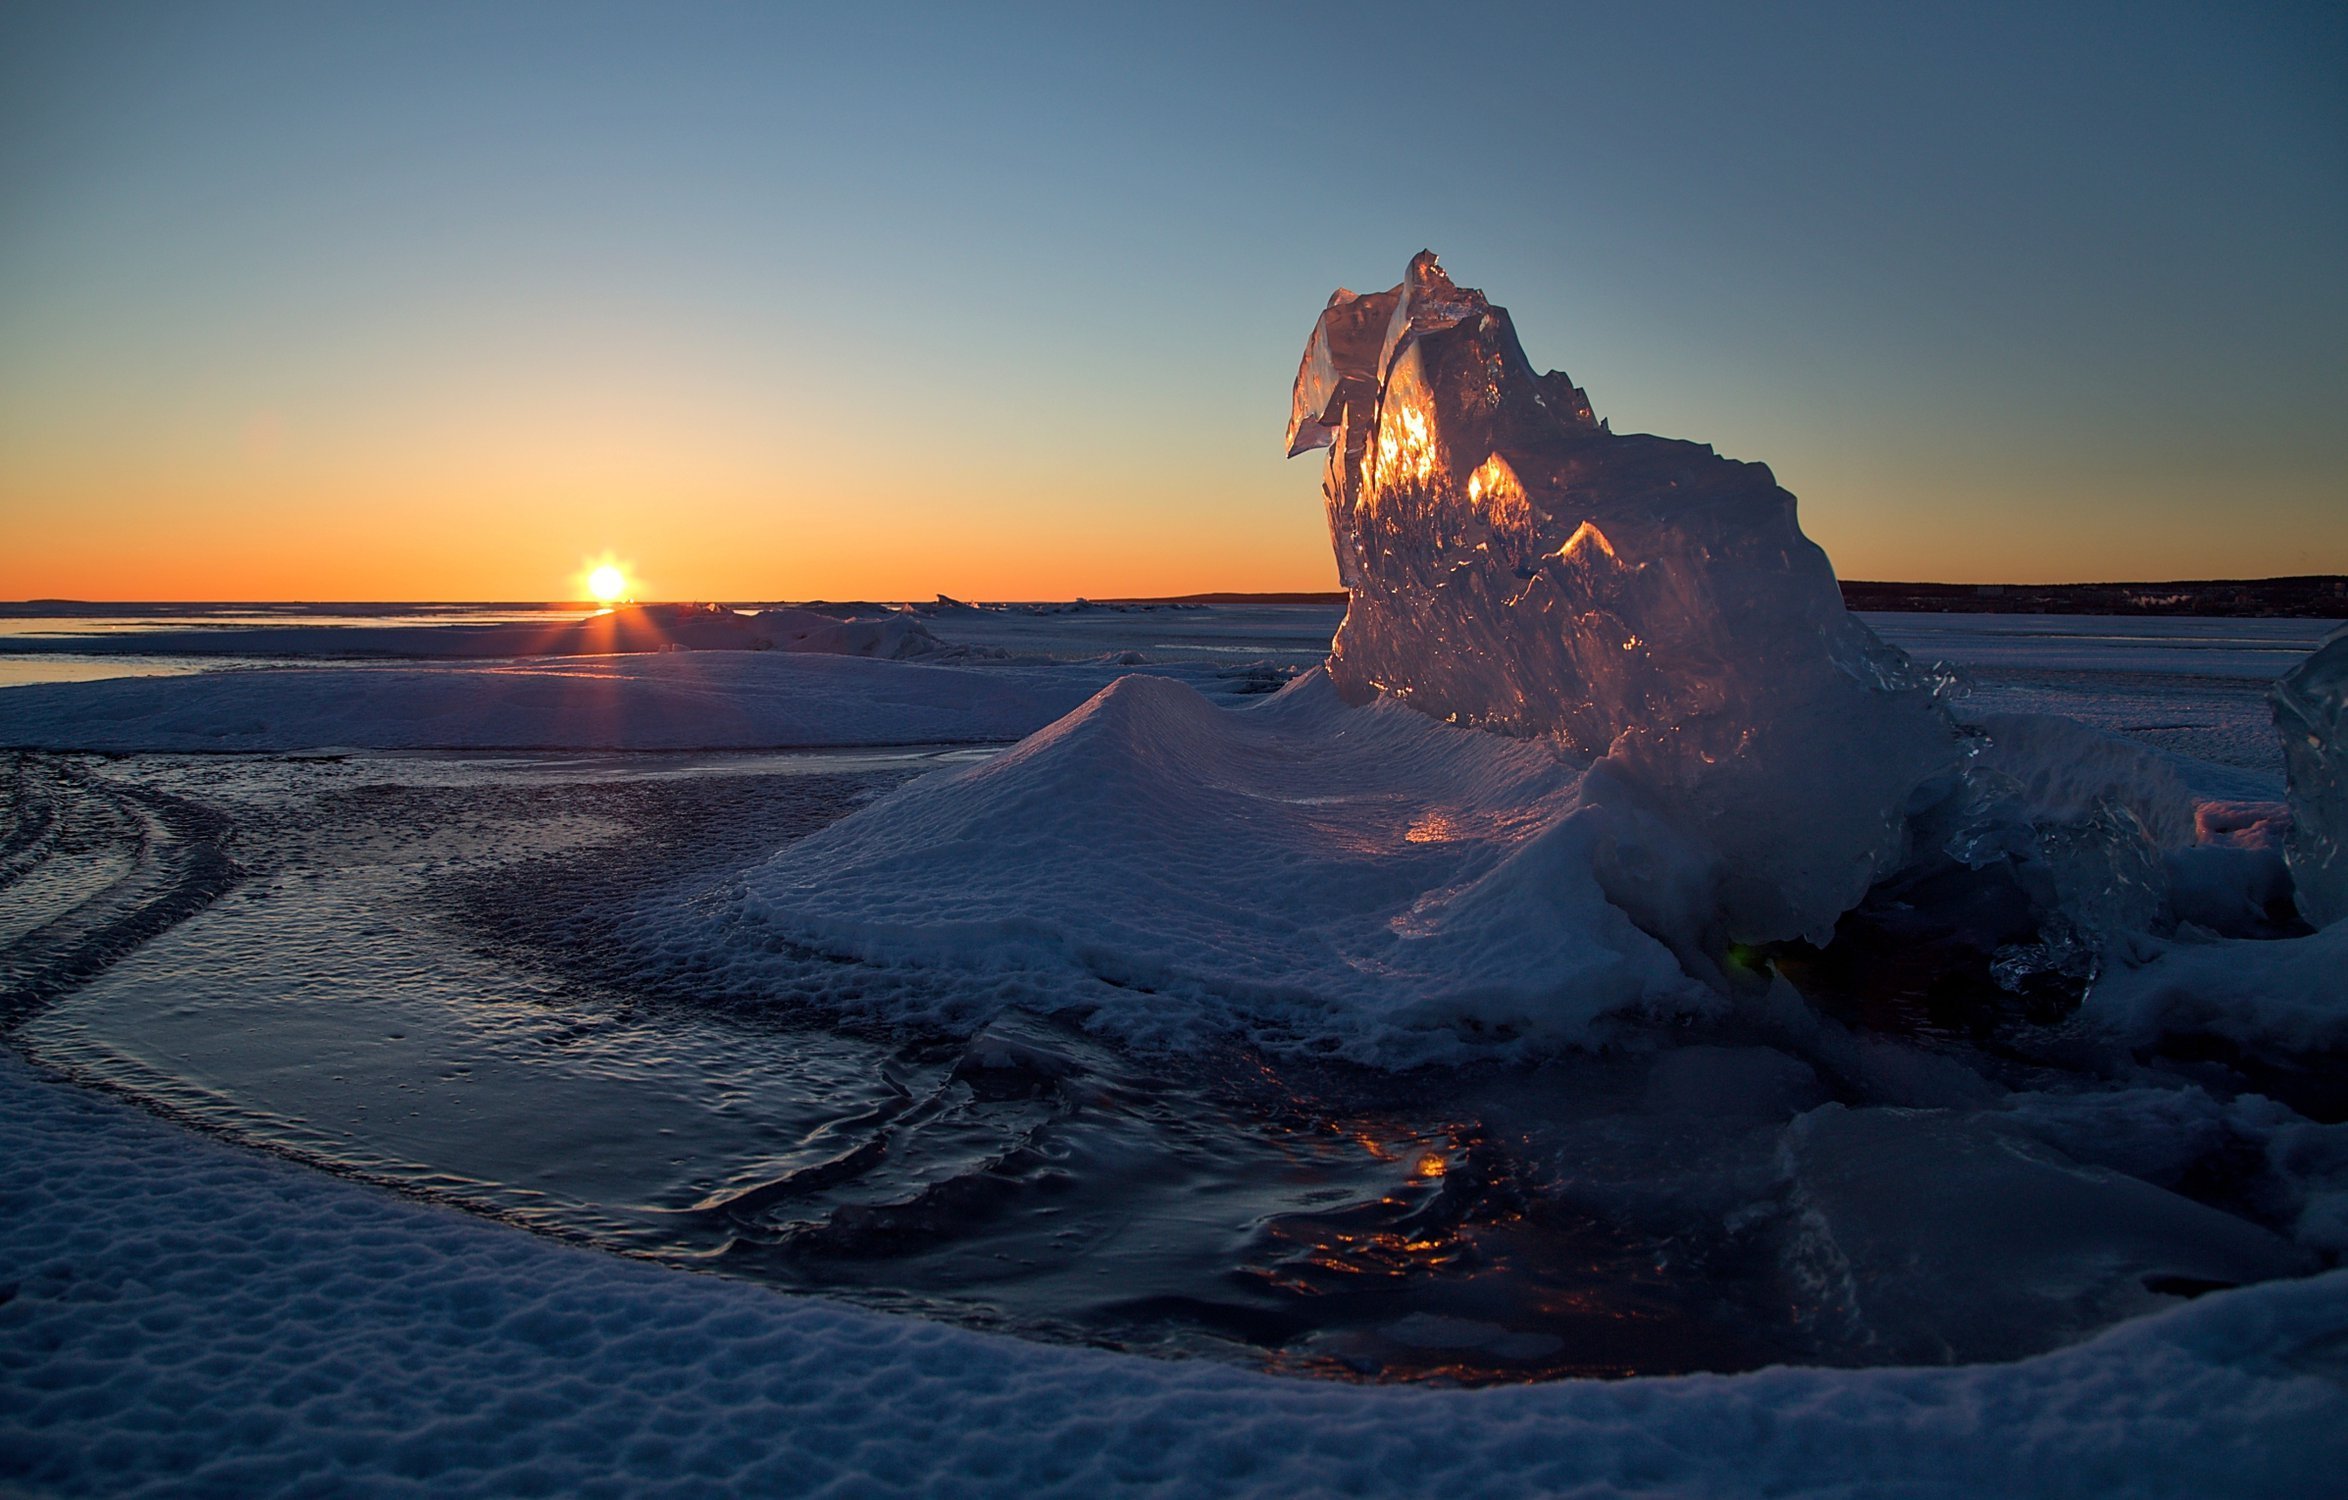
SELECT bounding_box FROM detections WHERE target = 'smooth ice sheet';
[0,653,1244,752]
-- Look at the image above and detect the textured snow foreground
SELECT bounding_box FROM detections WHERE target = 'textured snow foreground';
[5,1054,2343,1498]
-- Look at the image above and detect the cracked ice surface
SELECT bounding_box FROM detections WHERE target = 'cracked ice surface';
[1289,252,1958,944]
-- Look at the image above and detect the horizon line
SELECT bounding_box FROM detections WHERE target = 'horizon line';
[3,574,2347,612]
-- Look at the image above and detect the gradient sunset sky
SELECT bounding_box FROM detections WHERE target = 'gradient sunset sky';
[3,2,2342,601]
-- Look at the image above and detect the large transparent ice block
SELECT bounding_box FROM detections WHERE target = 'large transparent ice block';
[1286,253,1958,943]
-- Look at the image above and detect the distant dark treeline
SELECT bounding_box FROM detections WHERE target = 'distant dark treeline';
[1836,576,2348,618]
[7,579,2344,618]
[1112,580,2348,616]
[1132,592,1351,606]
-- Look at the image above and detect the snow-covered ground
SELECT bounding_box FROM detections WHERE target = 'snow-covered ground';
[2,606,2331,768]
[6,1051,2342,1498]
[0,650,1289,752]
[18,239,2346,1488]
[4,606,2344,1496]
[1866,613,2335,797]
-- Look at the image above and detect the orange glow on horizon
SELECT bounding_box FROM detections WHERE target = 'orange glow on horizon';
[0,481,1345,603]
[1,419,2336,601]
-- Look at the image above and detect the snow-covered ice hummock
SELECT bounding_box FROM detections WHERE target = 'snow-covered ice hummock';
[690,253,1998,1058]
[684,253,2328,1066]
[2275,625,2348,929]
[698,669,1705,1060]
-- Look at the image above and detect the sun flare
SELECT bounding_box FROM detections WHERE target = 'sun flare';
[586,565,628,605]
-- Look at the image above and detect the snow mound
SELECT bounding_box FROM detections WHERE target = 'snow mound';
[704,670,1708,1061]
[1288,252,1958,943]
[2275,624,2348,927]
[2087,922,2348,1056]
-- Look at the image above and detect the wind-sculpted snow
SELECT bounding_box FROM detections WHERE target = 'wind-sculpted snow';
[2275,625,2348,928]
[701,672,2249,1063]
[1289,253,1959,943]
[708,671,1710,1062]
[2089,922,2348,1058]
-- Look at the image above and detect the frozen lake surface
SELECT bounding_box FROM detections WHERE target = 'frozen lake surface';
[1864,613,2339,793]
[9,748,1799,1379]
[3,605,2344,1494]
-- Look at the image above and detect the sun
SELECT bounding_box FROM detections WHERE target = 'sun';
[587,565,629,605]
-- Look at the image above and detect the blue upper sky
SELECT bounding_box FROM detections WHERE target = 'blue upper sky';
[2,1,2341,597]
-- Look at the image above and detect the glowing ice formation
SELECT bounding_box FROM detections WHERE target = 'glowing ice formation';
[1288,252,1958,942]
[2275,625,2348,928]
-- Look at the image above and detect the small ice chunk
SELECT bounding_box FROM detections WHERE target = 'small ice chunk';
[2166,843,2297,938]
[2195,801,2291,851]
[747,608,956,660]
[1964,713,2196,849]
[2274,625,2348,927]
[1920,714,2203,991]
[1780,1104,2308,1364]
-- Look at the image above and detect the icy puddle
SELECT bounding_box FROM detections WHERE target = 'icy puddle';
[0,748,2326,1385]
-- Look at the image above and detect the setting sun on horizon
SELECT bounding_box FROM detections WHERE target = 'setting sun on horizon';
[585,562,631,606]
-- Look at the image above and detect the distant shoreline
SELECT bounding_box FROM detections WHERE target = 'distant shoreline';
[3,576,2343,619]
[1117,578,2348,617]
[1834,576,2347,618]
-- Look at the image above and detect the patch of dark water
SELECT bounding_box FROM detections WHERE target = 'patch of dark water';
[0,751,2320,1385]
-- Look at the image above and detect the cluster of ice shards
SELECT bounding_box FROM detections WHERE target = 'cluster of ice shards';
[579,603,970,661]
[1287,253,1959,944]
[2275,625,2348,928]
[1920,712,2198,995]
